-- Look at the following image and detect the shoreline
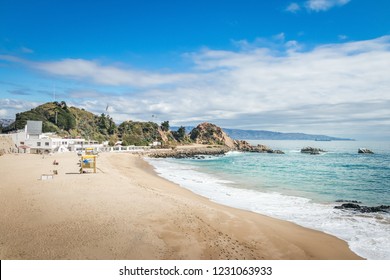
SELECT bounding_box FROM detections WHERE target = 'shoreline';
[0,152,362,259]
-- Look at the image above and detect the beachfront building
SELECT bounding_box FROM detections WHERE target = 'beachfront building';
[2,120,153,154]
[2,120,104,154]
[23,134,103,154]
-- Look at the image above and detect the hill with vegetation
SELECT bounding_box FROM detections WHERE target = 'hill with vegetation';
[3,102,352,149]
[2,102,195,146]
[2,101,118,143]
[189,122,236,148]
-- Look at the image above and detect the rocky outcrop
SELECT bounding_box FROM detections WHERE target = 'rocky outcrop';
[358,148,374,154]
[301,147,326,155]
[190,122,236,148]
[148,146,230,159]
[335,199,362,204]
[158,123,285,156]
[334,203,390,213]
[234,140,284,154]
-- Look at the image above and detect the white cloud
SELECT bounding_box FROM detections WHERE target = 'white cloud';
[0,99,40,119]
[273,32,286,42]
[338,34,348,40]
[286,3,301,13]
[30,58,195,88]
[305,0,351,12]
[134,36,390,138]
[285,40,303,52]
[286,0,351,13]
[1,35,390,139]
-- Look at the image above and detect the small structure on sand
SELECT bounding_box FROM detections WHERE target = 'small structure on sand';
[80,155,97,173]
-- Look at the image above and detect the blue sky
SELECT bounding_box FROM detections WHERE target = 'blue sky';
[1,0,390,140]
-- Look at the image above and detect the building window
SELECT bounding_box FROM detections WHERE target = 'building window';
[45,142,49,146]
[37,142,41,147]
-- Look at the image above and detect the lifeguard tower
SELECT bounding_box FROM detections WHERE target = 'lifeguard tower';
[80,155,97,173]
[85,147,94,155]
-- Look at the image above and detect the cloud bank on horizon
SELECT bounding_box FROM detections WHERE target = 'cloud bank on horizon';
[2,35,389,140]
[1,0,389,140]
[286,0,351,13]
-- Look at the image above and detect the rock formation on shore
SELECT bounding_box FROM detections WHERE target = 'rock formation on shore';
[234,140,284,154]
[149,123,285,158]
[334,203,390,213]
[358,148,374,154]
[301,147,326,155]
[189,123,284,154]
[149,146,231,159]
[190,122,236,148]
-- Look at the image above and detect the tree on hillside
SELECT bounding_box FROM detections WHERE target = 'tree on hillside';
[160,121,170,132]
[50,106,76,131]
[172,126,186,142]
[190,127,200,140]
[98,113,117,135]
[118,121,161,146]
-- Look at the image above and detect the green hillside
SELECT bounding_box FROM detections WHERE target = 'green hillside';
[3,102,241,149]
[3,102,191,146]
[4,101,116,142]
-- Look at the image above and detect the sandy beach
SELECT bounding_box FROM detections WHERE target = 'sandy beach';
[0,152,362,260]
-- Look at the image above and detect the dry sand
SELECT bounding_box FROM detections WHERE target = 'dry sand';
[0,152,362,259]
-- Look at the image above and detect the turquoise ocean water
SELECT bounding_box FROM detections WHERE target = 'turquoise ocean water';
[147,140,390,259]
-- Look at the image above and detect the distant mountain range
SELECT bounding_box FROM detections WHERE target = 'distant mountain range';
[172,126,354,141]
[0,119,14,127]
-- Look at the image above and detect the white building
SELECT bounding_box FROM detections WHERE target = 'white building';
[6,120,103,154]
[2,120,153,154]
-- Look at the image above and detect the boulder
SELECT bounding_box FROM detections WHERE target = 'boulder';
[334,203,390,213]
[148,146,230,159]
[335,199,362,204]
[233,140,285,154]
[334,203,361,210]
[301,147,326,155]
[358,148,374,154]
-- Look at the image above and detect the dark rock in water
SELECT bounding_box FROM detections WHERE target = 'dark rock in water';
[335,203,361,210]
[334,203,390,213]
[361,205,390,213]
[335,199,362,204]
[148,146,230,159]
[194,155,205,160]
[234,140,285,154]
[358,148,374,154]
[301,147,326,155]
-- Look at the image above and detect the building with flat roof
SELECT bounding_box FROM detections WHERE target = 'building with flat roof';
[3,120,103,154]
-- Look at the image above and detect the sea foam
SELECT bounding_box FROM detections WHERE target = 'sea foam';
[147,156,390,260]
